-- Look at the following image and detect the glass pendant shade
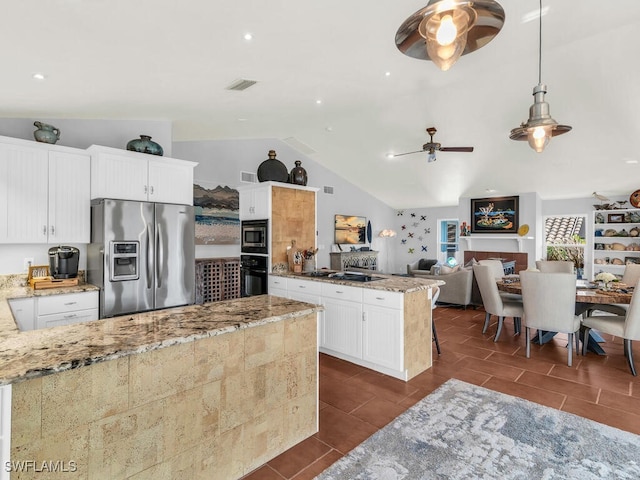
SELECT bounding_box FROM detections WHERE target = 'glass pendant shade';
[395,0,505,69]
[509,83,572,153]
[418,7,476,71]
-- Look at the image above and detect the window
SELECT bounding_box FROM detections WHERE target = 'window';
[438,219,459,263]
[543,215,586,274]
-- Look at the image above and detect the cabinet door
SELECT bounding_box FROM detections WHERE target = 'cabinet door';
[148,158,194,205]
[90,151,148,201]
[8,298,35,331]
[48,150,91,243]
[362,304,402,371]
[320,297,362,358]
[0,143,48,243]
[239,186,271,220]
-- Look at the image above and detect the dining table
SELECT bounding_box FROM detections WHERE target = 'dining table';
[496,279,633,355]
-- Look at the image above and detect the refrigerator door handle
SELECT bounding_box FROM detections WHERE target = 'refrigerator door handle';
[146,223,154,290]
[156,222,163,289]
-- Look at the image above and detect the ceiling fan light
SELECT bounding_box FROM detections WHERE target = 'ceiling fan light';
[427,151,437,162]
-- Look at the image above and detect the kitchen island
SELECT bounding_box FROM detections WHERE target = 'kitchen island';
[269,271,443,381]
[0,285,321,479]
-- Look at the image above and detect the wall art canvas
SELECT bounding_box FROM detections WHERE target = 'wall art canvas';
[193,184,240,245]
[471,196,519,234]
[335,215,367,244]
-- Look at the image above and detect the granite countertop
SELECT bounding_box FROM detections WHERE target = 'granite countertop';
[0,283,322,386]
[271,271,444,293]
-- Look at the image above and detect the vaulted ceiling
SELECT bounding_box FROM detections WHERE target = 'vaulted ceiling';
[3,1,640,208]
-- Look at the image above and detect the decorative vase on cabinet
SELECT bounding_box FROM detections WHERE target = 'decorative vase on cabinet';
[33,121,60,144]
[126,135,164,156]
[257,150,289,183]
[289,160,308,186]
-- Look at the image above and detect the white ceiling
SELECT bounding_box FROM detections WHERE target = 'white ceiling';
[4,1,640,209]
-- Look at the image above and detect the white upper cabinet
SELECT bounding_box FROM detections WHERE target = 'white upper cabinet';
[0,137,90,244]
[239,184,271,220]
[89,146,197,205]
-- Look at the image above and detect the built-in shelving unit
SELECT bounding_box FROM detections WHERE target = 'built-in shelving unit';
[592,208,640,277]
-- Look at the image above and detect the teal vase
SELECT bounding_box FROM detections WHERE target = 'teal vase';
[126,135,164,156]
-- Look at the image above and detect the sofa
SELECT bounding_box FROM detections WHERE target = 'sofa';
[407,259,475,307]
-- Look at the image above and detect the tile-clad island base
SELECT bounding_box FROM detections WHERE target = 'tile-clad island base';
[3,297,320,480]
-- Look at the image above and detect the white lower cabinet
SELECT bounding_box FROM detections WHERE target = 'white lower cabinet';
[362,290,403,371]
[8,297,36,331]
[0,384,10,480]
[268,276,288,298]
[272,276,408,378]
[8,291,99,331]
[36,291,99,330]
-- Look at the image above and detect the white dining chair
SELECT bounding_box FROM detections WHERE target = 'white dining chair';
[588,263,640,316]
[582,279,640,375]
[520,271,581,366]
[478,259,522,302]
[473,264,523,342]
[535,260,574,273]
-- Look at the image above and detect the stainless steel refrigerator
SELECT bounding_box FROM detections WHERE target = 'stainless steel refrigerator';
[88,198,195,318]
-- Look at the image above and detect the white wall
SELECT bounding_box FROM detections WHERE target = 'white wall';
[172,138,397,271]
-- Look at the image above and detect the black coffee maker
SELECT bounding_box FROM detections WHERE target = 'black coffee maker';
[48,246,80,279]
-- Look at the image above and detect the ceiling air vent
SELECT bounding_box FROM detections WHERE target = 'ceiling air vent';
[241,171,258,183]
[226,78,258,91]
[323,186,334,194]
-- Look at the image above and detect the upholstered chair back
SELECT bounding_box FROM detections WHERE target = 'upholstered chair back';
[535,260,574,273]
[519,271,579,333]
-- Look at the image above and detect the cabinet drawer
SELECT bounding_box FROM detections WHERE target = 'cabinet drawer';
[37,308,99,329]
[321,283,363,302]
[268,276,287,291]
[363,289,403,310]
[37,291,98,315]
[288,278,322,296]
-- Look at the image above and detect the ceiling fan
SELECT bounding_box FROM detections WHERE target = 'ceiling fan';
[392,127,474,162]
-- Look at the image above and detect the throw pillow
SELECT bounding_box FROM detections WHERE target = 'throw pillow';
[440,265,460,275]
[464,257,478,267]
[418,259,438,271]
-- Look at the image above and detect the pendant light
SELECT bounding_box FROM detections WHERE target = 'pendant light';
[395,0,505,71]
[509,0,571,152]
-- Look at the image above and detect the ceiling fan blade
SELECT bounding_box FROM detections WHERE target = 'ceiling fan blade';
[391,149,425,158]
[439,147,474,152]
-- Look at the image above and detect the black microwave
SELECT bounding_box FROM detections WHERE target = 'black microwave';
[241,219,268,254]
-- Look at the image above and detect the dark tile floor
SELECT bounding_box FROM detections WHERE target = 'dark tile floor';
[243,305,640,479]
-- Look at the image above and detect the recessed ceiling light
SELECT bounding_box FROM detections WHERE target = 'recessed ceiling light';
[316,99,322,105]
[486,188,496,193]
[32,73,46,80]
[625,159,639,164]
[386,153,395,159]
[243,33,253,40]
[237,118,248,122]
[325,126,333,132]
[385,71,391,77]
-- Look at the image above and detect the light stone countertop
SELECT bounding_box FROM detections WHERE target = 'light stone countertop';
[0,276,322,386]
[270,271,445,293]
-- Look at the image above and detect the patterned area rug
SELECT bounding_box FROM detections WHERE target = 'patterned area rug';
[315,379,640,479]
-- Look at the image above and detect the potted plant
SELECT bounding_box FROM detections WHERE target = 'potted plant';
[546,234,585,277]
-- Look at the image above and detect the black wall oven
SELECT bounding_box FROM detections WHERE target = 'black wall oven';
[240,255,268,297]
[241,219,268,254]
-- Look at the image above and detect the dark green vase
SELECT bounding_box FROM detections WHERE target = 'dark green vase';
[126,135,164,156]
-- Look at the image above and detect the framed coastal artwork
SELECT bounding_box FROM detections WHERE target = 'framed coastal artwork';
[193,183,240,245]
[334,215,367,244]
[470,196,519,234]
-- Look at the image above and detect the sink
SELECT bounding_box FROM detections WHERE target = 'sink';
[328,272,384,282]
